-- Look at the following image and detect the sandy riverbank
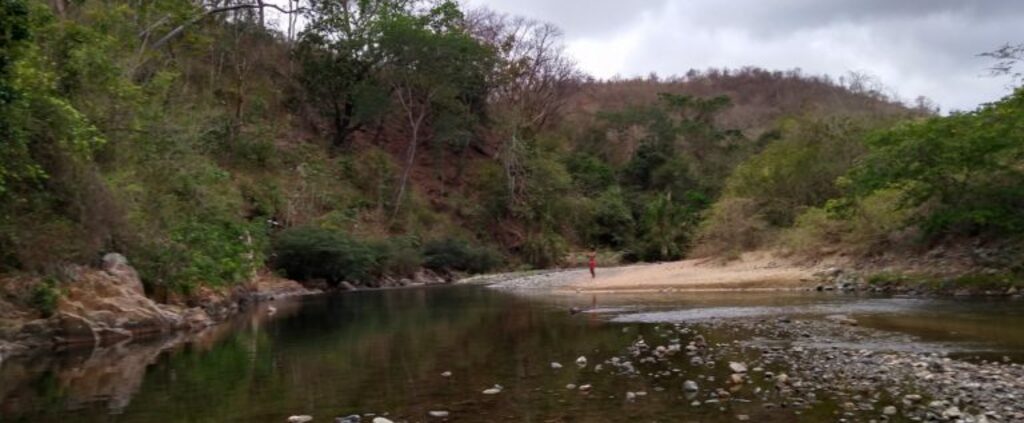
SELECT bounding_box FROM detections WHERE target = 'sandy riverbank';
[481,252,825,293]
[567,253,819,292]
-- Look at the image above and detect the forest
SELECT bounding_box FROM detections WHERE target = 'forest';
[1,0,1022,302]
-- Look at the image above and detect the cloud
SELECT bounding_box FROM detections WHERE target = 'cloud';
[465,0,1024,111]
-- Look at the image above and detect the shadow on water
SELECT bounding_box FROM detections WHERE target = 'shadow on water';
[2,286,1023,422]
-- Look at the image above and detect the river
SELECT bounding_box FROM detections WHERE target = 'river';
[2,283,1023,422]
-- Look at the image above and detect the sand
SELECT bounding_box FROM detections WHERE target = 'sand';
[562,252,819,292]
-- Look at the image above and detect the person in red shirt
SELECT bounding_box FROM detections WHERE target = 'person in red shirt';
[588,251,597,279]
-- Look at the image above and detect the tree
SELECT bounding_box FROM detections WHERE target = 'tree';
[295,0,406,147]
[981,42,1024,87]
[466,9,582,208]
[0,0,32,196]
[378,1,495,218]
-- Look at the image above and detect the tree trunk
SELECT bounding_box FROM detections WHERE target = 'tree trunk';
[392,116,422,219]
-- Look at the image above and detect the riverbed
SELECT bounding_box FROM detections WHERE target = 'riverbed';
[2,277,1023,422]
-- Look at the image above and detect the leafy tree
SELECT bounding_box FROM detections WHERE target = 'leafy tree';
[847,89,1024,237]
[296,0,402,147]
[0,0,33,196]
[633,192,693,261]
[378,1,496,218]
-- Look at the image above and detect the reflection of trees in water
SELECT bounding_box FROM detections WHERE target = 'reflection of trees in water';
[2,288,635,421]
[0,301,292,419]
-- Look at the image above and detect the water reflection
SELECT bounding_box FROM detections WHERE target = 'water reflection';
[1,287,1023,422]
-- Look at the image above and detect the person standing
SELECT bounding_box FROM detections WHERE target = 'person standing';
[588,251,597,279]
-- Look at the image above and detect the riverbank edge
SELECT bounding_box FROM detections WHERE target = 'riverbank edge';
[0,259,319,359]
[480,250,1024,298]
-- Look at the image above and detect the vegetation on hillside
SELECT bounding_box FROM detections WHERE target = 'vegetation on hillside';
[0,0,1020,296]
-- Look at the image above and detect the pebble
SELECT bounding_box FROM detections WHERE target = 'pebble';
[427,411,449,418]
[683,380,699,392]
[371,418,393,423]
[440,371,452,378]
[288,416,312,423]
[482,385,502,395]
[576,356,588,367]
[550,362,562,369]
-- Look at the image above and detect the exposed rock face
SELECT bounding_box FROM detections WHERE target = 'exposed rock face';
[53,261,214,347]
[1,257,315,357]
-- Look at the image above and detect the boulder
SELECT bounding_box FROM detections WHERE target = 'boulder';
[683,380,699,392]
[51,264,204,346]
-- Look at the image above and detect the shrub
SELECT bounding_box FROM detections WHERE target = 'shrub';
[521,231,567,268]
[583,187,635,249]
[695,197,771,256]
[422,237,502,274]
[272,227,377,285]
[368,237,423,279]
[846,90,1024,238]
[30,278,60,317]
[781,187,918,256]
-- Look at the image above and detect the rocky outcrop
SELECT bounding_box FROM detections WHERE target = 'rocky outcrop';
[52,261,214,347]
[1,255,316,356]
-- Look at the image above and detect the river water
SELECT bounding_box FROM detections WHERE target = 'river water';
[2,285,1023,422]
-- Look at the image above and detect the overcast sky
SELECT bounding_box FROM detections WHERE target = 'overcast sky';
[463,0,1022,112]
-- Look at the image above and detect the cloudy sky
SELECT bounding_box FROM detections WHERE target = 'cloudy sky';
[463,0,1022,112]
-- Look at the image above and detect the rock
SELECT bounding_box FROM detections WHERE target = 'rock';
[576,355,588,367]
[730,373,746,384]
[565,384,577,390]
[683,380,699,392]
[427,410,449,418]
[942,406,962,419]
[287,416,313,423]
[550,362,563,369]
[102,252,130,272]
[578,384,592,391]
[729,362,748,373]
[441,371,452,378]
[371,418,393,423]
[482,385,502,395]
[625,391,636,401]
[1008,287,1019,295]
[883,405,898,416]
[737,415,750,421]
[267,305,277,315]
[182,307,214,330]
[336,415,361,423]
[826,314,859,326]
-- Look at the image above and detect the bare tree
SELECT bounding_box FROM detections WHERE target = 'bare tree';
[981,42,1024,87]
[465,9,583,206]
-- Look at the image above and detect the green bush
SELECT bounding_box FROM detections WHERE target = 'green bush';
[368,237,423,279]
[272,227,377,285]
[847,89,1024,238]
[422,237,502,274]
[30,278,60,317]
[695,197,770,255]
[781,187,918,256]
[521,231,568,269]
[584,187,635,249]
[134,219,264,295]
